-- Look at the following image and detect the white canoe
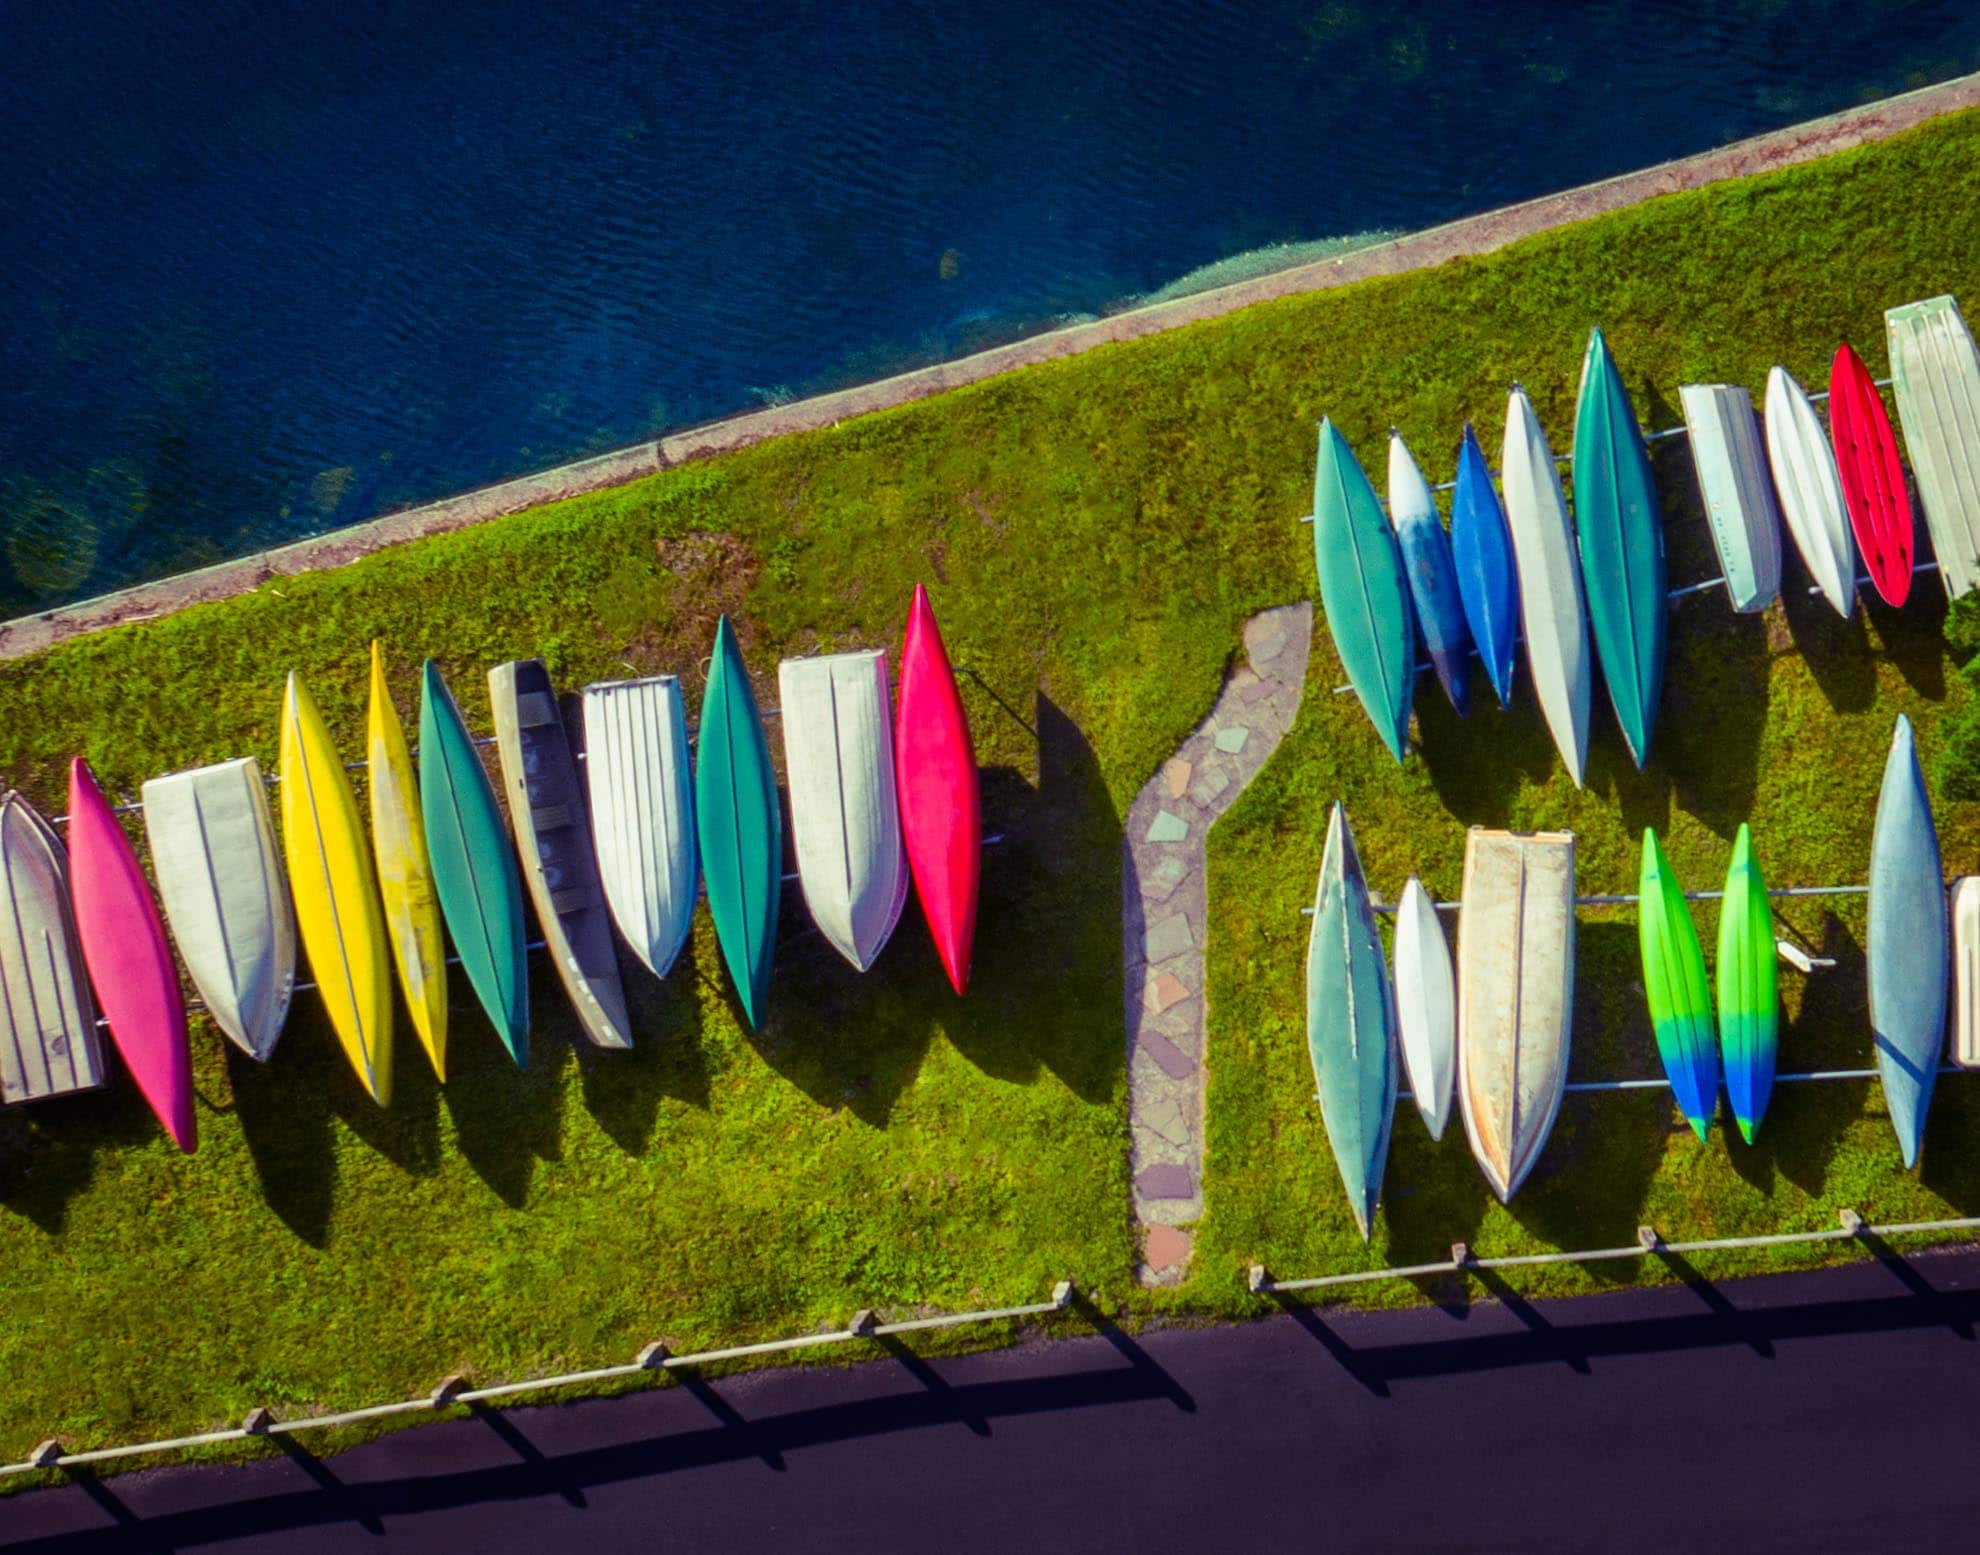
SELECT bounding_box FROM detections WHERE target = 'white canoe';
[1886,295,1980,601]
[778,649,910,972]
[1501,386,1591,786]
[1679,383,1783,613]
[581,675,697,980]
[1763,366,1856,617]
[1394,876,1455,1140]
[142,757,296,1060]
[1953,876,1980,1069]
[1457,827,1576,1202]
[0,791,107,1103]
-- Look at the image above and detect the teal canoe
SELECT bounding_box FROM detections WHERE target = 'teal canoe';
[418,660,529,1065]
[1305,802,1399,1241]
[696,615,782,1029]
[1571,328,1667,768]
[1867,714,1947,1168]
[1716,823,1778,1144]
[1313,419,1415,761]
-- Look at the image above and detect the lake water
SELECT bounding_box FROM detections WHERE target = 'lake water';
[4,0,1977,613]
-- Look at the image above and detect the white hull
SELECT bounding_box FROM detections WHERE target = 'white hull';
[1763,366,1855,617]
[582,676,697,980]
[1953,876,1980,1069]
[1457,828,1576,1202]
[1394,876,1455,1140]
[778,650,909,972]
[0,792,106,1103]
[1887,295,1980,600]
[1500,387,1591,786]
[1679,383,1783,613]
[143,758,296,1060]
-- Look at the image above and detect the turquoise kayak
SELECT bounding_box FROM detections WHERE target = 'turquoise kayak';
[419,661,529,1065]
[1867,714,1946,1168]
[1313,419,1414,761]
[695,615,782,1029]
[1571,328,1667,768]
[1304,802,1399,1241]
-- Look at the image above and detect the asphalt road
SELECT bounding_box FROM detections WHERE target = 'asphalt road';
[7,1249,1980,1553]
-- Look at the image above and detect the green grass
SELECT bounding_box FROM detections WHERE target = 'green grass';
[5,106,1980,1475]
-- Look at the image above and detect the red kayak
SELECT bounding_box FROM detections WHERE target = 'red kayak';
[894,585,981,995]
[1828,340,1915,606]
[67,758,195,1152]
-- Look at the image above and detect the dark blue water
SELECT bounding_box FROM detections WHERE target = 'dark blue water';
[4,0,1978,612]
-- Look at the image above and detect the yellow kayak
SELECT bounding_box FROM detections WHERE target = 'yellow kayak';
[281,671,394,1105]
[367,643,448,1081]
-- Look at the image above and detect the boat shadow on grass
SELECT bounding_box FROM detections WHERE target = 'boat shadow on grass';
[737,690,1121,1126]
[0,1077,162,1236]
[1782,570,1951,714]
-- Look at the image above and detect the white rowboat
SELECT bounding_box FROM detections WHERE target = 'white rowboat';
[582,676,697,980]
[1886,295,1980,601]
[778,650,910,973]
[0,791,106,1104]
[1500,387,1591,786]
[142,758,296,1061]
[1952,876,1980,1070]
[1457,827,1576,1202]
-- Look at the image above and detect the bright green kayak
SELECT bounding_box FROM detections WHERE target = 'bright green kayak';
[1313,418,1414,761]
[1716,823,1777,1145]
[1572,328,1667,768]
[1305,802,1398,1241]
[418,660,529,1066]
[695,615,782,1029]
[1637,828,1718,1139]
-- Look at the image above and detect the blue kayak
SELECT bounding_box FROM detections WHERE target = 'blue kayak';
[1867,714,1947,1169]
[1304,802,1399,1241]
[1387,431,1472,715]
[1449,423,1519,710]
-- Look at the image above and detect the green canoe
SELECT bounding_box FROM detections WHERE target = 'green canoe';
[1572,329,1668,768]
[1305,802,1399,1241]
[1716,823,1778,1144]
[1637,828,1718,1139]
[1313,418,1415,761]
[695,615,782,1029]
[418,660,529,1066]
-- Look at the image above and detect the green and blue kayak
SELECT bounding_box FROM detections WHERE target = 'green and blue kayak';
[696,615,782,1029]
[1305,802,1399,1241]
[418,660,529,1066]
[1572,328,1667,768]
[1313,419,1414,761]
[1716,823,1777,1144]
[1637,828,1717,1139]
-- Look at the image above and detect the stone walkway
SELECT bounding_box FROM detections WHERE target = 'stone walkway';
[1124,603,1311,1286]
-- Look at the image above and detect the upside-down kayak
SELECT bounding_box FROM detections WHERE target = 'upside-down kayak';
[1305,803,1398,1241]
[696,616,782,1028]
[1828,341,1914,607]
[1637,828,1718,1140]
[68,757,195,1150]
[1388,430,1472,715]
[895,585,981,995]
[1717,823,1778,1144]
[1571,327,1666,769]
[1449,423,1518,710]
[1313,419,1414,761]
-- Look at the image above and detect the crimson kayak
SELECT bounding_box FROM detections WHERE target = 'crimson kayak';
[1828,341,1914,606]
[67,758,195,1152]
[894,585,981,995]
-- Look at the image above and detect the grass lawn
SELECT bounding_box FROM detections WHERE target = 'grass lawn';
[5,105,1980,1473]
